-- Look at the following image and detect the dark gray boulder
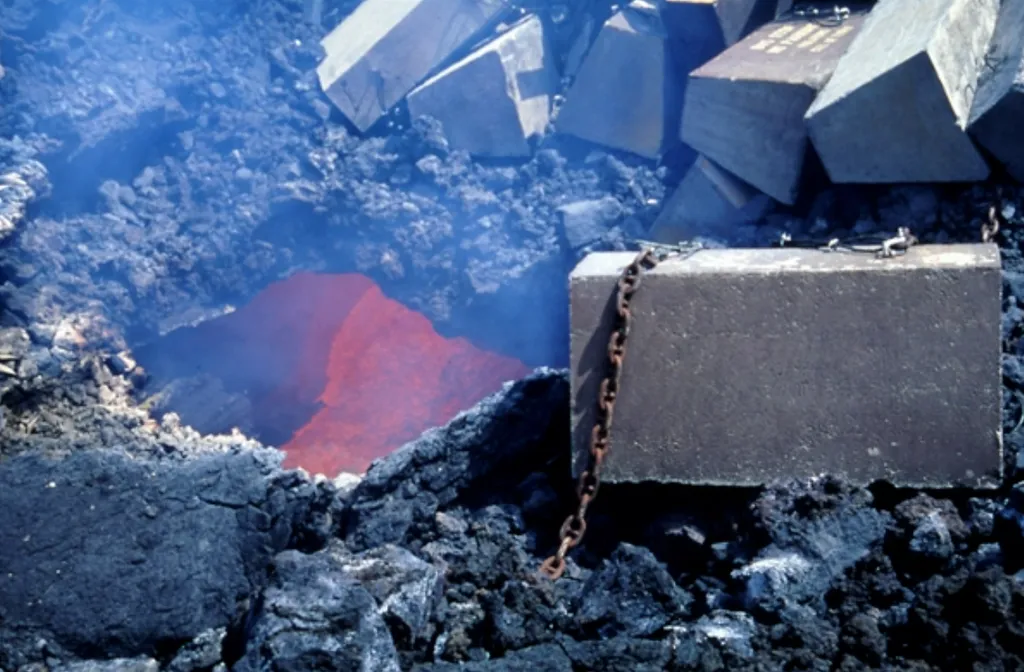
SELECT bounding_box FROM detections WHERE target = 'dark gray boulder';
[0,447,307,668]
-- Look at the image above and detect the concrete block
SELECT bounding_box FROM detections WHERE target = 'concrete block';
[406,15,558,158]
[660,0,778,72]
[805,0,998,184]
[316,0,506,133]
[969,0,1024,182]
[555,1,682,160]
[570,244,1002,488]
[648,155,771,243]
[680,5,867,204]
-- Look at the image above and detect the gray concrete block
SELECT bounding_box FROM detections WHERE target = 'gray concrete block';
[969,0,1024,182]
[316,0,506,133]
[648,155,771,243]
[680,5,867,204]
[570,244,1002,488]
[660,0,778,72]
[406,15,558,158]
[805,0,997,184]
[555,1,682,160]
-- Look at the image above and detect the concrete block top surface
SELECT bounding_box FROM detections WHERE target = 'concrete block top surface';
[691,5,867,86]
[570,243,1002,488]
[571,244,1000,278]
[809,0,999,121]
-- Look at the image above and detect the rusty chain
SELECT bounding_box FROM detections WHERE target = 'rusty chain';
[983,203,1005,243]
[538,243,701,580]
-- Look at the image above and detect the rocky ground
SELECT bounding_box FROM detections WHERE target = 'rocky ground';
[4,0,1024,669]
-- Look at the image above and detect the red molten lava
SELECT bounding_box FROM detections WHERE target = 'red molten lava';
[242,272,531,476]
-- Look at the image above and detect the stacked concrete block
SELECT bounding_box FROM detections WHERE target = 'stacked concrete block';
[969,0,1024,182]
[570,244,1002,488]
[805,0,998,184]
[648,155,771,243]
[555,1,682,160]
[680,5,867,204]
[660,0,778,72]
[405,15,559,158]
[316,0,506,132]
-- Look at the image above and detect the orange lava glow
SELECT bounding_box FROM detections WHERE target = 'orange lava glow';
[255,273,530,476]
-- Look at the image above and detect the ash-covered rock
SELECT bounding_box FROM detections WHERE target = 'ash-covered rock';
[0,136,50,242]
[0,446,312,669]
[738,477,891,611]
[233,542,403,672]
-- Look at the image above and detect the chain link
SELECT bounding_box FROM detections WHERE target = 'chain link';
[983,203,1005,243]
[538,243,700,580]
[776,226,918,257]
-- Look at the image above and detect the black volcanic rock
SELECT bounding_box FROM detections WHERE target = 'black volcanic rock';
[0,446,329,669]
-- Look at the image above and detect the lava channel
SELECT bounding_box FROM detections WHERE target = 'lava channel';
[183,272,530,476]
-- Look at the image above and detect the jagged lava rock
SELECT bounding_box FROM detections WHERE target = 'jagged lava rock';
[234,541,402,672]
[0,447,315,669]
[343,368,569,551]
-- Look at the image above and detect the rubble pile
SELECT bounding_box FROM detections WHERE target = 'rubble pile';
[3,0,1024,669]
[5,368,1024,670]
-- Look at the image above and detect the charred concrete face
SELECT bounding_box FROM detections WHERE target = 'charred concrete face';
[969,0,1024,182]
[406,14,560,158]
[680,4,869,204]
[555,1,683,160]
[570,245,1004,488]
[806,0,998,184]
[315,0,509,133]
[648,155,771,244]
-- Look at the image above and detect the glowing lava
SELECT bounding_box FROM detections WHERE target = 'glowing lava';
[236,272,530,476]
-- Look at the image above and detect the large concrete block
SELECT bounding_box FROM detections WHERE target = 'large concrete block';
[406,15,558,158]
[805,0,998,184]
[969,0,1024,182]
[555,1,682,160]
[570,245,1002,488]
[316,0,506,133]
[649,155,771,243]
[660,0,778,72]
[680,5,867,204]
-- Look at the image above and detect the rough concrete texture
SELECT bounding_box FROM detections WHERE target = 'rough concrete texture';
[681,5,867,204]
[660,0,777,71]
[969,0,1024,182]
[570,245,1003,487]
[648,155,772,244]
[806,0,997,184]
[316,0,507,132]
[406,14,559,158]
[555,1,682,160]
